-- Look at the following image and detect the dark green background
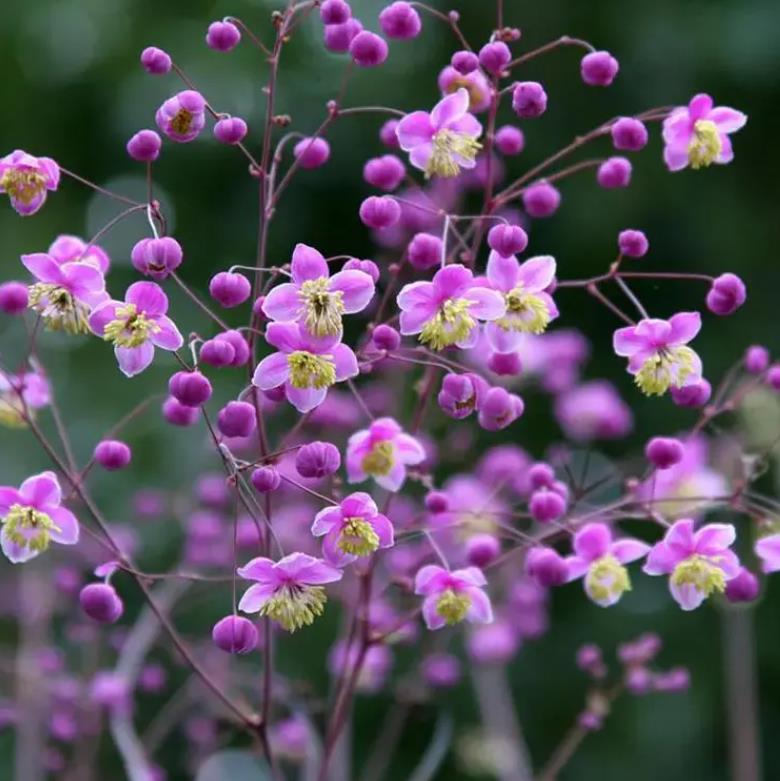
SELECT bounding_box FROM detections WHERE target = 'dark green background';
[1,0,779,778]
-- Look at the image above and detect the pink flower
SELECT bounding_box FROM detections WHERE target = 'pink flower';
[398,264,505,350]
[252,322,359,413]
[437,66,491,113]
[311,492,394,566]
[483,252,558,351]
[755,534,780,574]
[0,471,79,563]
[237,552,342,632]
[662,94,746,172]
[414,564,493,630]
[554,380,633,442]
[0,150,59,216]
[565,523,649,607]
[155,90,207,143]
[0,368,50,429]
[89,282,184,377]
[396,88,483,178]
[47,234,111,273]
[613,312,702,396]
[22,253,108,334]
[262,243,375,337]
[643,518,740,610]
[346,417,425,491]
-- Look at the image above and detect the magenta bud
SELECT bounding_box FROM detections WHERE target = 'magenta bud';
[767,365,780,391]
[522,181,560,218]
[212,615,258,654]
[438,372,487,419]
[363,154,405,191]
[293,137,331,169]
[451,50,479,74]
[526,546,569,586]
[580,51,619,86]
[251,465,281,493]
[618,229,648,258]
[512,81,547,118]
[169,371,212,407]
[131,237,182,280]
[162,396,199,426]
[200,338,235,367]
[126,129,162,162]
[466,534,501,567]
[214,116,248,145]
[407,232,443,270]
[422,653,461,688]
[216,330,250,366]
[379,118,400,148]
[295,441,341,478]
[359,195,400,229]
[206,20,241,51]
[79,584,124,624]
[488,351,522,376]
[140,46,172,75]
[479,41,511,74]
[94,440,132,471]
[263,385,287,403]
[349,31,388,67]
[209,272,252,308]
[576,643,605,674]
[217,401,256,438]
[653,667,690,693]
[0,281,29,314]
[597,157,632,188]
[424,490,449,513]
[477,387,524,431]
[744,345,770,374]
[324,18,363,53]
[343,257,380,282]
[372,324,401,351]
[670,378,711,408]
[645,436,684,470]
[495,125,525,156]
[320,0,351,24]
[611,117,648,151]
[625,666,652,695]
[706,273,746,316]
[379,2,421,39]
[529,487,566,523]
[528,462,555,490]
[725,567,760,603]
[487,224,528,256]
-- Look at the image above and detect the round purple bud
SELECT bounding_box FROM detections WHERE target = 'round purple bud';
[511,81,547,118]
[343,257,380,283]
[162,396,199,427]
[372,324,401,351]
[611,117,648,151]
[206,20,241,52]
[767,365,780,391]
[522,181,561,218]
[488,351,522,376]
[216,330,250,366]
[140,46,172,75]
[169,371,212,407]
[349,31,388,67]
[359,195,401,229]
[295,441,341,479]
[131,237,182,280]
[424,490,449,513]
[321,0,351,24]
[744,345,770,375]
[94,440,132,471]
[209,272,252,308]
[363,154,405,191]
[487,224,528,256]
[529,462,555,490]
[293,137,331,169]
[379,118,400,148]
[618,229,648,258]
[407,232,442,270]
[479,41,511,75]
[465,534,500,567]
[212,616,258,654]
[251,466,281,493]
[439,372,487,419]
[217,401,256,438]
[580,51,619,86]
[671,379,712,408]
[526,546,569,587]
[214,116,248,145]
[0,281,28,315]
[79,584,124,624]
[126,129,162,162]
[529,487,566,523]
[706,273,746,316]
[200,338,235,367]
[597,157,632,188]
[495,125,525,156]
[379,2,421,39]
[645,436,684,470]
[451,50,479,74]
[477,387,524,431]
[725,567,760,603]
[324,18,363,53]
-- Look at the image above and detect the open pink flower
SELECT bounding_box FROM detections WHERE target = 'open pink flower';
[346,417,425,491]
[237,552,342,632]
[438,66,491,113]
[155,90,206,143]
[414,564,493,630]
[662,94,747,172]
[22,253,108,335]
[89,282,183,377]
[755,534,780,574]
[398,264,505,350]
[565,523,650,607]
[47,234,111,274]
[312,492,394,566]
[0,368,50,428]
[643,518,739,610]
[262,243,375,337]
[483,252,558,351]
[0,150,60,216]
[613,312,702,396]
[252,322,358,413]
[0,471,79,563]
[396,88,483,178]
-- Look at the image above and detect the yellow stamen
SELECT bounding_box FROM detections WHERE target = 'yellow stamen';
[585,554,631,605]
[1,168,46,205]
[3,503,60,554]
[435,589,471,625]
[259,584,327,632]
[338,517,380,556]
[688,120,722,169]
[425,129,482,179]
[671,554,726,597]
[28,283,90,335]
[634,346,697,396]
[299,278,344,337]
[287,350,336,389]
[496,285,551,335]
[170,109,194,136]
[361,440,395,477]
[103,304,160,348]
[419,297,476,350]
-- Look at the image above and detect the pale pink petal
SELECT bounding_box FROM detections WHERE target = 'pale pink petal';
[414,564,449,595]
[688,93,713,120]
[372,514,394,549]
[341,492,377,518]
[466,588,493,623]
[1,528,39,564]
[0,487,22,514]
[126,281,168,316]
[432,264,472,299]
[573,523,611,561]
[708,107,747,134]
[265,322,302,353]
[253,352,290,390]
[262,283,303,321]
[396,111,435,150]
[431,88,469,128]
[150,316,184,351]
[455,566,487,588]
[485,323,522,352]
[329,270,375,313]
[717,135,734,165]
[331,343,359,381]
[291,243,329,284]
[634,318,672,345]
[39,157,60,189]
[48,507,79,544]
[279,552,343,584]
[322,531,354,568]
[693,523,736,555]
[564,555,590,581]
[662,109,692,145]
[664,519,696,555]
[397,280,436,313]
[395,433,425,464]
[238,582,276,613]
[612,325,644,357]
[669,580,706,611]
[22,253,63,284]
[642,544,680,576]
[667,311,701,346]
[19,471,61,508]
[664,143,690,172]
[422,595,446,630]
[237,556,276,582]
[311,507,343,537]
[715,550,741,580]
[409,143,434,172]
[88,301,120,337]
[375,461,406,492]
[61,262,105,298]
[285,384,328,413]
[517,255,556,293]
[467,287,506,321]
[486,251,519,291]
[757,535,780,573]
[611,538,650,565]
[115,343,155,378]
[448,113,482,137]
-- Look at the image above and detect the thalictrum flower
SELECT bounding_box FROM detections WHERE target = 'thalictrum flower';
[0,471,79,563]
[414,564,493,630]
[88,282,184,377]
[565,523,650,607]
[262,243,375,337]
[252,322,359,413]
[643,518,739,610]
[398,264,505,350]
[346,417,425,491]
[396,88,483,178]
[755,534,780,574]
[0,150,60,216]
[613,312,703,396]
[22,253,108,335]
[155,90,206,143]
[0,368,50,428]
[311,491,394,566]
[47,234,111,273]
[662,94,747,172]
[237,552,342,632]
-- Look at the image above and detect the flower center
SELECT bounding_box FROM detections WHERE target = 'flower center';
[688,120,722,169]
[671,554,726,597]
[497,285,551,334]
[1,168,46,205]
[634,346,697,396]
[170,109,194,135]
[299,277,344,337]
[435,588,471,625]
[4,503,60,554]
[419,297,476,350]
[338,516,380,556]
[27,283,90,335]
[103,304,160,348]
[585,554,631,605]
[287,350,336,389]
[361,440,395,477]
[259,583,327,632]
[426,129,482,179]
[444,77,486,111]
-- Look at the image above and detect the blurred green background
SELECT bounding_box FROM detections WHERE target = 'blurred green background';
[1,0,780,778]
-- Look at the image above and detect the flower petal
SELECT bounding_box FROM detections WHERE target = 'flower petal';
[466,587,493,623]
[467,287,506,321]
[126,281,168,316]
[21,253,63,284]
[311,507,343,537]
[486,251,519,291]
[115,343,155,378]
[238,582,276,613]
[329,270,375,313]
[667,311,701,346]
[261,283,303,322]
[19,471,61,508]
[331,343,359,381]
[0,487,22,514]
[611,538,650,565]
[253,352,290,390]
[573,523,611,561]
[708,107,747,134]
[414,564,448,595]
[264,322,302,353]
[150,316,184,351]
[433,264,472,299]
[517,255,556,293]
[285,384,328,413]
[1,527,39,564]
[693,523,735,555]
[237,556,276,581]
[48,506,79,544]
[291,243,328,284]
[396,111,434,151]
[669,580,706,611]
[431,88,469,129]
